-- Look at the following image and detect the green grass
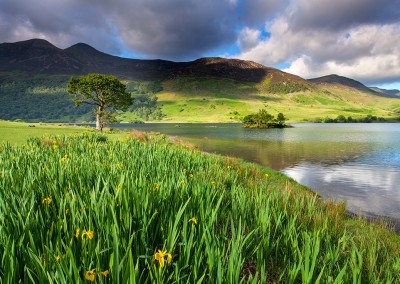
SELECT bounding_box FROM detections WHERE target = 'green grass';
[0,120,126,145]
[1,131,399,282]
[150,77,400,123]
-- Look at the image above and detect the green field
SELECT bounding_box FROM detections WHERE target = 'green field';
[1,125,400,282]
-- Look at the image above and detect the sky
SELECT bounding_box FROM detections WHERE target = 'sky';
[1,0,399,89]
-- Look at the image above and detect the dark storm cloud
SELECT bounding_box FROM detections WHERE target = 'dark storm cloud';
[240,0,288,26]
[101,0,239,60]
[0,0,245,60]
[290,0,400,31]
[0,0,120,54]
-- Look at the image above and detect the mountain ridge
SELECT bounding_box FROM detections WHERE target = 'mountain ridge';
[1,38,399,123]
[0,38,314,87]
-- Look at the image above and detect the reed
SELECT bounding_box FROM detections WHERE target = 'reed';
[0,133,399,283]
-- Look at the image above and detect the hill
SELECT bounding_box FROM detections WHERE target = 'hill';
[0,39,399,122]
[370,87,400,98]
[308,74,378,95]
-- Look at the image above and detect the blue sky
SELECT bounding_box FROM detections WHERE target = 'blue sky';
[1,0,399,89]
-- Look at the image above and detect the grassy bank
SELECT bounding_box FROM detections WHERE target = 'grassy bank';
[0,120,125,145]
[0,132,399,283]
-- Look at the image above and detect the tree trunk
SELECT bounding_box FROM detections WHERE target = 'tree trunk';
[96,105,104,132]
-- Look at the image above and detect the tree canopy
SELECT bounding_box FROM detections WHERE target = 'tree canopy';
[67,74,132,131]
[242,109,287,128]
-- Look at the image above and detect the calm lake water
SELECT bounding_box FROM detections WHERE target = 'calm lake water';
[115,123,400,221]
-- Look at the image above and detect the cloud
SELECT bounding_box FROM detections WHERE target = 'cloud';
[0,0,120,54]
[237,27,261,51]
[237,0,400,85]
[107,0,238,60]
[1,0,400,85]
[0,0,242,60]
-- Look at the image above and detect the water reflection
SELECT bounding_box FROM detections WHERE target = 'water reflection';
[284,163,400,220]
[116,123,400,221]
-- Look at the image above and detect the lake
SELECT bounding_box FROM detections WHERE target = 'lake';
[114,123,400,222]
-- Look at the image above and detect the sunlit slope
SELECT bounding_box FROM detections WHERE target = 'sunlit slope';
[152,76,400,123]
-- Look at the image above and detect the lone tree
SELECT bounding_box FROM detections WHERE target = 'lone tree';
[67,74,132,131]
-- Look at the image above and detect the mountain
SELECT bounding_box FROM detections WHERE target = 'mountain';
[370,87,400,98]
[0,39,399,123]
[308,74,379,95]
[0,39,314,88]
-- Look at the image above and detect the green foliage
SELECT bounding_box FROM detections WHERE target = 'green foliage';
[126,81,165,121]
[0,134,399,282]
[314,114,387,123]
[259,79,311,94]
[126,81,163,94]
[67,74,132,130]
[243,109,287,128]
[0,72,92,122]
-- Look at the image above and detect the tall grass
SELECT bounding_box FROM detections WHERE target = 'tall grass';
[0,133,399,283]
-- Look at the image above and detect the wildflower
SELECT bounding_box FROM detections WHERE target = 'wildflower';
[189,217,198,225]
[82,230,94,240]
[100,270,110,277]
[61,155,67,163]
[75,228,80,238]
[181,179,185,185]
[154,250,172,268]
[42,197,52,205]
[265,173,269,178]
[116,163,123,169]
[211,181,216,187]
[227,165,232,170]
[52,144,58,150]
[189,173,193,178]
[183,168,187,173]
[153,183,159,190]
[85,268,96,282]
[56,255,61,262]
[116,183,122,191]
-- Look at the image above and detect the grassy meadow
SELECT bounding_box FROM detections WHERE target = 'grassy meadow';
[1,125,400,283]
[150,77,400,123]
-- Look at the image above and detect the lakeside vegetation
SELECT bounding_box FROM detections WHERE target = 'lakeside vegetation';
[242,109,288,128]
[1,125,400,282]
[313,114,388,123]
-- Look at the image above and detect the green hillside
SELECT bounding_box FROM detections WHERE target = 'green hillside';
[1,39,399,123]
[1,72,400,123]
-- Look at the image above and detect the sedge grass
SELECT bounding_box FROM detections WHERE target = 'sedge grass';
[0,133,399,283]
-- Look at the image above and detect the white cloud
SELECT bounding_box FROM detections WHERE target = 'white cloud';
[237,27,260,51]
[237,3,400,85]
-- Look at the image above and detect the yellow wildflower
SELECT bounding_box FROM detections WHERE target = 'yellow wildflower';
[75,228,80,238]
[189,173,193,178]
[42,197,52,205]
[52,144,58,150]
[227,165,232,170]
[183,169,187,173]
[211,181,216,187]
[189,217,198,225]
[100,270,110,277]
[56,255,61,262]
[265,173,269,178]
[85,268,96,282]
[116,163,123,169]
[82,230,94,240]
[153,183,159,190]
[116,183,122,191]
[61,154,67,163]
[154,250,172,268]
